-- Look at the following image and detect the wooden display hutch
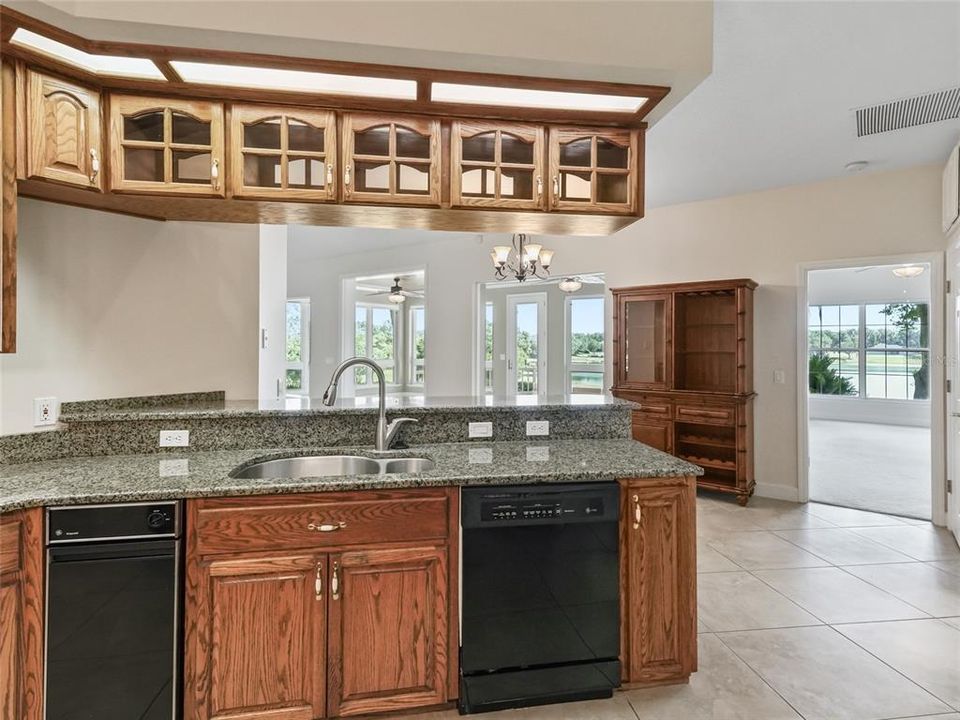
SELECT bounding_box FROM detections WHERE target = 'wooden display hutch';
[612,279,757,505]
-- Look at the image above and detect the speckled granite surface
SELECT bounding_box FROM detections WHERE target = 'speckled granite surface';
[0,439,702,513]
[60,390,225,415]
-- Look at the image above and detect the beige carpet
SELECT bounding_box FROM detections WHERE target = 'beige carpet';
[809,419,931,520]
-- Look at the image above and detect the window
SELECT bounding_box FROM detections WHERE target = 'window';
[484,302,494,393]
[567,296,605,394]
[808,302,929,400]
[285,299,310,394]
[409,305,426,386]
[354,303,397,386]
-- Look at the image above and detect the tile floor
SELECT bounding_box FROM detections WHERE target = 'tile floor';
[396,495,960,720]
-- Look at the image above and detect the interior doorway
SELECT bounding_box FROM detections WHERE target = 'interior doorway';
[945,244,960,544]
[802,259,939,520]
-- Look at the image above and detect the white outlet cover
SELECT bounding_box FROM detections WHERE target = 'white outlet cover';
[158,459,190,477]
[468,447,493,464]
[468,421,493,438]
[33,397,57,427]
[526,446,550,462]
[159,430,190,447]
[525,420,550,436]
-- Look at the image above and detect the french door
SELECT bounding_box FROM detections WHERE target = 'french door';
[947,246,960,544]
[506,293,547,398]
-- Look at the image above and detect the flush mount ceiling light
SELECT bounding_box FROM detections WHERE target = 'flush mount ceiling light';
[491,234,554,282]
[170,61,417,99]
[558,277,583,294]
[845,160,869,173]
[10,28,166,80]
[892,265,925,278]
[432,82,647,113]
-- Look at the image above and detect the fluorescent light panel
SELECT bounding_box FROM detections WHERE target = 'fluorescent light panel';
[171,61,417,99]
[10,28,165,80]
[432,82,647,113]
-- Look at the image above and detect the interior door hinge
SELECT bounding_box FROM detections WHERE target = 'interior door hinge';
[948,280,952,294]
[948,379,953,393]
[948,479,953,494]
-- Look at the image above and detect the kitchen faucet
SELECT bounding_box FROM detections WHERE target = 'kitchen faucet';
[321,357,418,452]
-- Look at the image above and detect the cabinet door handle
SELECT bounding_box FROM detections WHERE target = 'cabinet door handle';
[331,561,341,600]
[552,175,560,199]
[344,165,351,187]
[211,159,220,190]
[315,561,323,601]
[535,175,543,199]
[632,494,642,530]
[307,521,346,532]
[89,148,100,183]
[326,163,334,187]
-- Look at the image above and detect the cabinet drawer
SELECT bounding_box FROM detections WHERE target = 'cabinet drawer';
[632,398,672,419]
[674,403,735,426]
[194,492,451,555]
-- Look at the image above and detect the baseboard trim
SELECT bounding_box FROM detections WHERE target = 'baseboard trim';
[754,482,799,502]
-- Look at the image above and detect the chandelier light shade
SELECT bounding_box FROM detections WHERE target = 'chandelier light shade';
[491,234,554,282]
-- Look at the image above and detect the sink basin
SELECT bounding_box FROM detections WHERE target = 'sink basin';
[231,454,435,479]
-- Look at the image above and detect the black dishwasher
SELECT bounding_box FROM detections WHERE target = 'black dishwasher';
[459,483,620,714]
[45,501,182,720]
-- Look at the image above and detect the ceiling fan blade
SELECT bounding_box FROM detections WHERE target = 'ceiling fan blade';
[400,290,424,298]
[365,291,389,297]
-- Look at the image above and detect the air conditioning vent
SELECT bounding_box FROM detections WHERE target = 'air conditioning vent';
[855,87,960,137]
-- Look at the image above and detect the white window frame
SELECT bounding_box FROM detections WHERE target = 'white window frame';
[565,294,606,394]
[483,301,494,393]
[354,302,400,388]
[408,303,426,387]
[285,298,310,396]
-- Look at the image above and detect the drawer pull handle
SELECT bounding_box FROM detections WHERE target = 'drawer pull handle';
[89,148,100,183]
[331,561,341,600]
[315,561,323,600]
[307,521,346,532]
[633,494,642,530]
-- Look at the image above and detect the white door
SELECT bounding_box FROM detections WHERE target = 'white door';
[507,293,547,398]
[947,246,960,544]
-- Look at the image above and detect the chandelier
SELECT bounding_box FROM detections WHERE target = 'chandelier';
[490,234,554,282]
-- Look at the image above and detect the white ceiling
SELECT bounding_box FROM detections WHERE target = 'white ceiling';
[645,1,960,208]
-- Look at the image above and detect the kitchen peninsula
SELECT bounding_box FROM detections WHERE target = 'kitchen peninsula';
[0,393,701,720]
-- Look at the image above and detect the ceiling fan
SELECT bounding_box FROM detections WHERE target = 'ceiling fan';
[365,276,424,304]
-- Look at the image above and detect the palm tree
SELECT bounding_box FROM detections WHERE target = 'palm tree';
[809,353,857,395]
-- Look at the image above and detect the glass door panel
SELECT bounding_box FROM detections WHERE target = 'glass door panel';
[559,137,592,166]
[123,147,163,182]
[501,133,534,164]
[243,118,282,150]
[354,126,391,156]
[396,163,431,194]
[171,113,211,145]
[549,129,636,214]
[452,122,544,209]
[462,132,497,162]
[596,139,629,169]
[123,112,164,142]
[243,154,282,188]
[355,162,391,192]
[623,297,668,386]
[288,120,324,152]
[507,294,547,397]
[395,126,431,158]
[172,150,212,183]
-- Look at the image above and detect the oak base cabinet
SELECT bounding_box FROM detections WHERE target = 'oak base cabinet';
[185,490,458,720]
[620,477,697,686]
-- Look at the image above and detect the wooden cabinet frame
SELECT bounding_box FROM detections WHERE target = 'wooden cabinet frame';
[613,290,673,391]
[548,127,639,215]
[450,121,545,210]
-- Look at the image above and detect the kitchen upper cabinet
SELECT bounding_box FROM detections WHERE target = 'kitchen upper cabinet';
[109,95,225,196]
[25,71,102,190]
[188,553,326,720]
[0,509,44,720]
[620,477,696,685]
[327,545,449,717]
[548,128,638,214]
[451,121,545,210]
[341,114,440,206]
[614,292,672,390]
[230,104,336,201]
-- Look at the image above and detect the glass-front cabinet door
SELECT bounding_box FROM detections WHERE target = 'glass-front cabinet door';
[341,113,440,206]
[229,104,336,201]
[451,121,545,210]
[617,292,672,389]
[108,95,225,196]
[548,128,638,215]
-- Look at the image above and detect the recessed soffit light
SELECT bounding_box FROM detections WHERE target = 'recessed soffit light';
[10,28,165,80]
[432,82,647,113]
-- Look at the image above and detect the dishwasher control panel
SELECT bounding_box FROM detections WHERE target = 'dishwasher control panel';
[481,497,604,522]
[463,483,619,528]
[48,501,180,543]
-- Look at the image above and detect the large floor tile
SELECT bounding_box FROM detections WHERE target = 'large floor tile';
[843,563,960,617]
[754,567,929,624]
[850,526,960,562]
[944,616,960,632]
[697,571,819,631]
[930,559,960,577]
[718,626,951,720]
[836,619,960,710]
[386,694,639,720]
[803,502,910,527]
[624,633,801,719]
[705,531,831,570]
[774,527,915,565]
[697,544,741,573]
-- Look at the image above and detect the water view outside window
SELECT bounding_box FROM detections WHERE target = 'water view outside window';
[808,302,929,400]
[569,296,605,394]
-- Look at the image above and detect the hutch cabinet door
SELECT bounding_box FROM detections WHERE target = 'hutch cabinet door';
[621,478,696,685]
[26,71,102,190]
[615,292,673,389]
[108,95,225,196]
[341,113,441,206]
[548,128,638,214]
[229,104,336,201]
[327,545,449,717]
[450,121,545,210]
[631,416,674,454]
[188,553,326,720]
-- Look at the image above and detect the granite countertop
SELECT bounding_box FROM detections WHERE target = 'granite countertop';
[0,439,702,513]
[58,393,636,423]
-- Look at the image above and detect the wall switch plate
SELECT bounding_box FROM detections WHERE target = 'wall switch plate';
[526,420,550,437]
[33,397,57,426]
[469,421,493,438]
[159,430,190,447]
[773,369,786,384]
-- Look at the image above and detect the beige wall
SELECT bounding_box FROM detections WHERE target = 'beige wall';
[289,164,944,498]
[0,200,260,435]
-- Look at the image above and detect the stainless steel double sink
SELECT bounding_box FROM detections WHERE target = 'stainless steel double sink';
[231,454,436,479]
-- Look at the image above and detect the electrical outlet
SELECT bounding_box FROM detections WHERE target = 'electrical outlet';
[158,459,189,477]
[159,430,190,447]
[526,446,550,462]
[469,421,493,438]
[33,397,57,427]
[468,447,493,464]
[526,420,550,437]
